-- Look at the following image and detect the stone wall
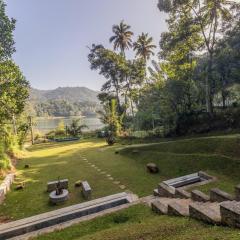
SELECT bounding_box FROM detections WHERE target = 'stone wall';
[0,173,15,204]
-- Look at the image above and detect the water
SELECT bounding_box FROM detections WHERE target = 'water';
[35,116,104,133]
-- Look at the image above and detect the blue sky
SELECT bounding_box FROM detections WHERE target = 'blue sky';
[5,0,167,91]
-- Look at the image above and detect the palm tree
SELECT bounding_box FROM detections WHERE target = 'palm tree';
[109,21,133,57]
[133,33,156,63]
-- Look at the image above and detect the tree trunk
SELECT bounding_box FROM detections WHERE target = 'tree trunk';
[205,54,213,116]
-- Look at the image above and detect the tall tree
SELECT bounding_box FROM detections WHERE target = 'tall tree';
[133,33,156,62]
[158,0,240,115]
[0,0,16,61]
[109,21,133,57]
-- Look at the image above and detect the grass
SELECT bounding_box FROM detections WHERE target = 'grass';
[33,204,240,240]
[0,134,240,221]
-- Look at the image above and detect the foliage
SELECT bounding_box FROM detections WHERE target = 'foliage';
[66,119,88,137]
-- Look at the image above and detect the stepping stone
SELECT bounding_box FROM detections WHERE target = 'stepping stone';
[102,172,106,174]
[97,169,101,172]
[108,177,114,181]
[119,185,126,190]
[113,181,120,185]
[107,174,111,177]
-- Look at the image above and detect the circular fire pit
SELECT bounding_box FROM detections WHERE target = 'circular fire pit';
[49,189,69,204]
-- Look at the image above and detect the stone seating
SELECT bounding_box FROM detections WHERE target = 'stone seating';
[191,190,210,202]
[82,181,92,200]
[210,188,234,202]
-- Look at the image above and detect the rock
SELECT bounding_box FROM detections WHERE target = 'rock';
[15,183,25,191]
[24,164,30,169]
[146,163,159,174]
[115,151,119,154]
[75,180,82,188]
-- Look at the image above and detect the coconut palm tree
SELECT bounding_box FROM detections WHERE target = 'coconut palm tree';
[109,21,133,57]
[133,33,156,63]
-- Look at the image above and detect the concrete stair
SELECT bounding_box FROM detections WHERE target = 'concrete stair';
[168,199,192,217]
[189,202,221,225]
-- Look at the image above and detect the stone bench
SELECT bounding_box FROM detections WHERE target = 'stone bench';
[191,190,210,202]
[220,201,240,228]
[0,192,132,240]
[82,181,92,200]
[163,173,201,188]
[210,188,234,203]
[47,179,68,192]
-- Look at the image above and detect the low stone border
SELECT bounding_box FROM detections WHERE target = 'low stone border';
[0,173,15,204]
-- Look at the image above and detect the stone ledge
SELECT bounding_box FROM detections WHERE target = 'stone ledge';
[210,188,234,203]
[191,190,210,202]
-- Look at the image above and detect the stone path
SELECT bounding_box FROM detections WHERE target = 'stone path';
[80,154,127,191]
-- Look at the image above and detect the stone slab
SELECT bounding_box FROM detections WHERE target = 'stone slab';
[151,200,167,214]
[175,188,190,199]
[0,192,133,240]
[168,201,190,217]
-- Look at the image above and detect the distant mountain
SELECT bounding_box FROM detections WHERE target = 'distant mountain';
[30,87,99,103]
[28,87,101,117]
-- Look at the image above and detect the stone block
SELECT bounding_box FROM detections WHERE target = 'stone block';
[191,190,210,202]
[47,179,68,192]
[220,201,240,228]
[82,181,92,200]
[210,188,234,202]
[198,171,213,180]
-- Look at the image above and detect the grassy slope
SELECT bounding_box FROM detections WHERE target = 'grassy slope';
[34,204,240,240]
[0,134,240,221]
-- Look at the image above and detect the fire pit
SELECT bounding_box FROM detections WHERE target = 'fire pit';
[49,178,69,204]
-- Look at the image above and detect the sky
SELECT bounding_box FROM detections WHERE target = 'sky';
[5,0,167,91]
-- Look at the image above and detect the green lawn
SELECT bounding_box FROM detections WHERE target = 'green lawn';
[0,134,240,221]
[34,204,240,240]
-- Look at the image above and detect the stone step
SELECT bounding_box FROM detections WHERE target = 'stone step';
[0,192,136,240]
[168,199,192,217]
[157,183,175,198]
[151,200,168,214]
[175,188,191,199]
[220,201,240,228]
[210,188,234,202]
[189,202,221,225]
[191,190,210,202]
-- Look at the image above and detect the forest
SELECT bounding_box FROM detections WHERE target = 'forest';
[89,0,240,137]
